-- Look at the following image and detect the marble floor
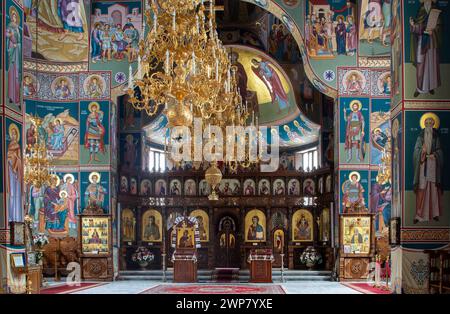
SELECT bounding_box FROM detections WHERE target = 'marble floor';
[45,280,361,294]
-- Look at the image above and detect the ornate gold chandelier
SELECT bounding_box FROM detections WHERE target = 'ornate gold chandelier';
[23,116,55,189]
[129,0,259,199]
[128,0,248,126]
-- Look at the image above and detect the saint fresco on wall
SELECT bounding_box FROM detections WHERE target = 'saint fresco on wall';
[370,170,391,237]
[339,97,370,165]
[404,111,449,227]
[80,101,110,165]
[404,0,450,100]
[6,120,23,223]
[391,116,402,218]
[340,170,369,213]
[81,171,108,213]
[5,1,23,112]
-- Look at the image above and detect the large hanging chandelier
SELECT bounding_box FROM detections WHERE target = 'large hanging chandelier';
[23,116,55,188]
[129,0,259,199]
[128,0,247,126]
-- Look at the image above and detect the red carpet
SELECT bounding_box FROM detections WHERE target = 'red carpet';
[141,284,286,294]
[40,282,107,294]
[341,282,392,294]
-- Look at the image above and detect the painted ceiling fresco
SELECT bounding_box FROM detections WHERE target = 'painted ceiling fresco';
[145,46,320,148]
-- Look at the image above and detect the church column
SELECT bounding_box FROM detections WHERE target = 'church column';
[389,0,450,294]
[0,0,25,294]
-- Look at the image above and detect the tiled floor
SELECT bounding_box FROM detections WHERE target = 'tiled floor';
[58,280,361,294]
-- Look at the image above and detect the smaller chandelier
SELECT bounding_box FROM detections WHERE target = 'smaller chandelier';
[24,116,54,189]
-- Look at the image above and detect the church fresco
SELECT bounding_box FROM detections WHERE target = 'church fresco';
[90,0,142,88]
[23,72,39,98]
[79,72,111,100]
[370,70,391,97]
[23,0,89,62]
[36,73,79,101]
[404,111,450,228]
[391,114,402,218]
[80,171,109,213]
[5,118,23,224]
[228,45,299,125]
[305,0,358,59]
[292,209,313,242]
[370,170,391,238]
[358,0,392,57]
[370,98,391,165]
[79,100,110,165]
[5,0,23,113]
[29,172,79,238]
[141,209,162,242]
[339,170,369,214]
[25,101,80,165]
[120,132,140,171]
[391,0,402,107]
[404,0,450,100]
[339,97,370,165]
[338,68,370,96]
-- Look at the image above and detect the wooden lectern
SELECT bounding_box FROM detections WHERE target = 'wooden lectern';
[171,217,200,283]
[248,249,274,283]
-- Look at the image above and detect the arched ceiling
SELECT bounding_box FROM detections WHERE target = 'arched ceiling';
[145,45,320,148]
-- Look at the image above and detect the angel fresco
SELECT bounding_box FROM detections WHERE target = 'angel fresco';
[251,58,289,114]
[27,109,79,163]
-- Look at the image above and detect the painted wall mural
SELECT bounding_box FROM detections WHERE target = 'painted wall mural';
[5,118,23,223]
[29,172,79,238]
[391,0,402,107]
[404,0,450,100]
[25,101,80,165]
[340,170,369,214]
[358,0,392,57]
[5,0,23,113]
[90,0,142,87]
[391,114,402,218]
[80,171,109,213]
[370,170,391,238]
[23,0,89,62]
[339,97,370,165]
[120,132,140,171]
[79,100,110,165]
[370,98,391,165]
[404,111,450,228]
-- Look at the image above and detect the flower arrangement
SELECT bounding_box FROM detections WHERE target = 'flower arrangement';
[33,233,49,249]
[300,246,323,269]
[131,247,154,266]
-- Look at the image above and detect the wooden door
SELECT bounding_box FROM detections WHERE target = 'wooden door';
[215,216,239,268]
